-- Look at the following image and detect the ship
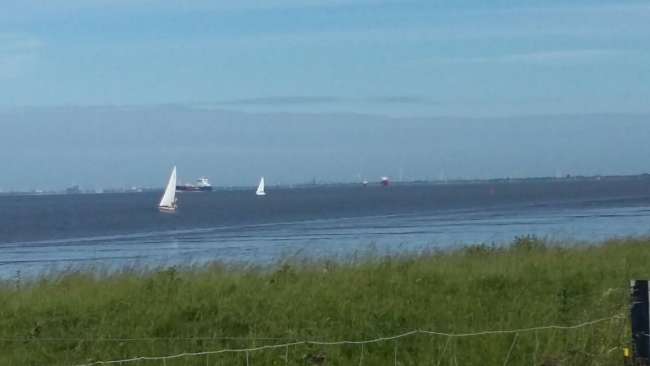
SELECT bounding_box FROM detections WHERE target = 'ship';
[176,177,213,192]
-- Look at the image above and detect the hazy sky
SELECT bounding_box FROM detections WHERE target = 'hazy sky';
[1,1,650,190]
[1,0,649,116]
[1,108,649,190]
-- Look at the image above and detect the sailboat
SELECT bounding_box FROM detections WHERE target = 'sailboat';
[256,177,266,196]
[159,166,178,212]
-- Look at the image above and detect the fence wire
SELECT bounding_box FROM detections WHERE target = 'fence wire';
[66,312,624,366]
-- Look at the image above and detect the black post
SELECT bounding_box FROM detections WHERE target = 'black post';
[631,280,650,365]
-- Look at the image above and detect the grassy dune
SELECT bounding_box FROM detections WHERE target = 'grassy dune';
[0,236,645,365]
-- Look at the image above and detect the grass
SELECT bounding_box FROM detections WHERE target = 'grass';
[0,236,646,365]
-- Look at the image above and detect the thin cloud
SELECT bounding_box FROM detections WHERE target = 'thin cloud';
[431,49,632,65]
[366,96,439,105]
[214,96,343,106]
[0,34,41,53]
[1,0,393,19]
[205,96,439,107]
[7,1,647,48]
[0,34,41,79]
[499,49,625,64]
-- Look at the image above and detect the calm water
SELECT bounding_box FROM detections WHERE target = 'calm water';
[2,178,650,278]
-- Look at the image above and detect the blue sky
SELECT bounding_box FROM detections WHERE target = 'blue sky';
[1,0,649,116]
[1,1,650,190]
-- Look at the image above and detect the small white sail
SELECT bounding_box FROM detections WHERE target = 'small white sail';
[159,166,177,211]
[256,177,266,196]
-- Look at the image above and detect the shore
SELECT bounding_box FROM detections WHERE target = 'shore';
[0,236,642,365]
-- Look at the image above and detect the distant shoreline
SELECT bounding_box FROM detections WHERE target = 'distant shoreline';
[2,172,649,197]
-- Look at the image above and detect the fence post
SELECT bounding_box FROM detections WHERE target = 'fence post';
[630,280,650,365]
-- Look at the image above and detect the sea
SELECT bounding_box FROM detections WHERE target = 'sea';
[2,177,650,279]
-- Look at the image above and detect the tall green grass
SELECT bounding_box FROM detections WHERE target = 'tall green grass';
[0,236,645,365]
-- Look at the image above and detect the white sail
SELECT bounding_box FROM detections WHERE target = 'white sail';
[159,166,177,209]
[256,177,266,196]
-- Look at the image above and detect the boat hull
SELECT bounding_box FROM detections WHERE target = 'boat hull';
[176,185,213,192]
[158,206,176,213]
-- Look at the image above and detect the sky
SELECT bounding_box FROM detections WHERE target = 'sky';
[1,1,650,189]
[2,108,650,190]
[1,0,649,116]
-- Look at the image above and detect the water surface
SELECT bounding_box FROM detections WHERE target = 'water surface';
[2,178,650,278]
